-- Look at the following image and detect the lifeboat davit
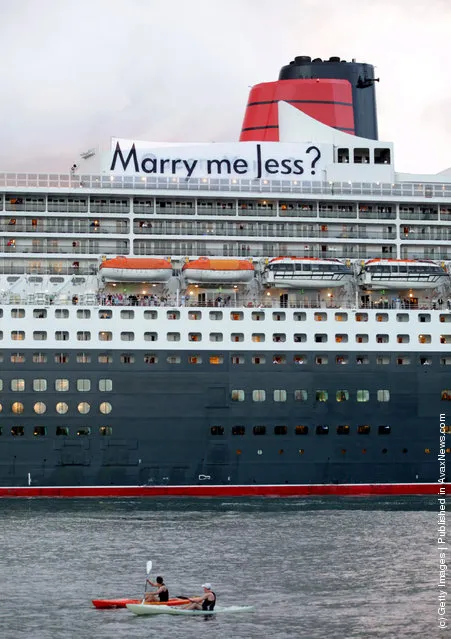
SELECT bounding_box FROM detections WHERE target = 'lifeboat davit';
[262,257,352,289]
[99,257,172,282]
[359,258,448,290]
[182,257,254,283]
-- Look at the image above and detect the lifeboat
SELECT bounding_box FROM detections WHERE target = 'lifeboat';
[99,257,172,282]
[359,259,448,290]
[262,257,352,289]
[182,257,254,283]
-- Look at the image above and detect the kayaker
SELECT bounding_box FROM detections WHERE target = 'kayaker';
[145,575,169,602]
[184,583,216,610]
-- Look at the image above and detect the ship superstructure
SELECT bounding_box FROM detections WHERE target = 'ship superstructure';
[0,56,449,497]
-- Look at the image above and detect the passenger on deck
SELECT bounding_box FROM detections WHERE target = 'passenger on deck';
[145,575,169,602]
[183,583,216,610]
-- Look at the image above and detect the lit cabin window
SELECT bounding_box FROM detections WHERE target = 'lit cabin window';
[189,355,202,364]
[316,425,329,435]
[336,390,349,402]
[274,390,287,402]
[231,333,244,342]
[11,331,25,341]
[100,402,112,414]
[11,379,25,391]
[374,148,391,164]
[252,333,265,343]
[418,334,431,344]
[295,425,309,435]
[55,379,69,392]
[33,379,47,391]
[354,148,370,164]
[357,390,369,402]
[77,379,91,392]
[252,311,265,321]
[315,313,327,322]
[167,311,180,320]
[56,402,68,414]
[209,355,223,365]
[99,332,112,341]
[252,390,266,402]
[377,390,390,402]
[337,425,350,435]
[77,402,90,414]
[34,402,46,414]
[335,334,348,343]
[439,314,451,323]
[231,312,243,321]
[189,311,202,320]
[231,390,245,402]
[358,425,371,435]
[294,390,308,401]
[441,390,451,401]
[98,353,113,364]
[188,333,201,342]
[99,379,112,391]
[440,335,451,344]
[77,427,91,436]
[11,353,25,363]
[335,313,348,322]
[355,313,368,322]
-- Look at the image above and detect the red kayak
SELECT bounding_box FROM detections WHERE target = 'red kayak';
[92,597,188,609]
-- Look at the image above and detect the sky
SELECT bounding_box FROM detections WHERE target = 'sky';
[0,0,450,175]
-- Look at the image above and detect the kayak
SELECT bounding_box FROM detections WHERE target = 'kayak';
[126,603,254,616]
[92,598,188,609]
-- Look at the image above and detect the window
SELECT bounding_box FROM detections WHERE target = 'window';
[335,313,348,322]
[396,356,411,365]
[55,309,69,318]
[11,308,25,318]
[336,355,348,365]
[232,425,245,436]
[231,355,244,365]
[294,334,306,343]
[33,402,46,414]
[253,426,266,435]
[121,353,135,363]
[99,331,112,341]
[121,310,134,319]
[189,311,202,320]
[274,390,287,402]
[100,402,112,414]
[209,311,223,320]
[231,333,244,342]
[357,390,370,402]
[376,355,390,365]
[56,426,69,436]
[231,312,243,321]
[231,390,245,401]
[355,313,368,322]
[337,425,350,435]
[33,331,47,341]
[273,355,286,364]
[167,355,181,364]
[377,390,390,402]
[252,390,266,402]
[316,390,328,402]
[210,426,224,436]
[252,333,265,343]
[378,425,391,435]
[252,355,265,365]
[77,331,91,341]
[315,355,328,365]
[144,332,158,341]
[294,312,306,321]
[356,334,369,343]
[77,379,91,392]
[77,427,91,436]
[56,402,68,414]
[167,310,180,320]
[98,353,113,364]
[10,353,25,364]
[441,390,451,401]
[77,309,91,319]
[294,355,307,365]
[295,425,309,435]
[358,425,371,434]
[144,354,158,364]
[11,425,25,436]
[99,310,112,319]
[336,390,349,402]
[274,425,287,435]
[294,390,308,401]
[376,313,388,323]
[99,379,113,391]
[77,402,90,414]
[209,355,223,365]
[418,334,431,344]
[252,311,265,321]
[33,352,47,363]
[273,312,285,321]
[11,331,25,341]
[189,355,202,364]
[376,334,389,343]
[315,312,327,322]
[100,426,113,436]
[316,425,329,435]
[33,379,47,391]
[354,148,370,163]
[12,401,24,414]
[335,334,348,343]
[55,379,69,392]
[77,352,91,363]
[315,334,327,343]
[167,332,180,342]
[55,331,69,341]
[144,310,158,320]
[210,333,223,342]
[121,332,134,341]
[11,379,25,391]
[397,334,410,344]
[189,333,201,342]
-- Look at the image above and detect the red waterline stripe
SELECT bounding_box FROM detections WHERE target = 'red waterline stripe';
[0,483,443,498]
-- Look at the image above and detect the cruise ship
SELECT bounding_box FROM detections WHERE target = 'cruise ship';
[0,55,449,498]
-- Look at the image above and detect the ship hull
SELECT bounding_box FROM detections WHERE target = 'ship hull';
[0,347,446,496]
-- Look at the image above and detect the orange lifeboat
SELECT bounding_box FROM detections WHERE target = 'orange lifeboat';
[182,257,254,283]
[99,257,172,282]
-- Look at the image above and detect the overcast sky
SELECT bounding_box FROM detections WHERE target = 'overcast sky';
[0,0,450,174]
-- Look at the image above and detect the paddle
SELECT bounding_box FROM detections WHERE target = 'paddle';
[142,560,153,604]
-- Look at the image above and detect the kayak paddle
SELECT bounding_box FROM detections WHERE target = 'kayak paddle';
[142,560,153,604]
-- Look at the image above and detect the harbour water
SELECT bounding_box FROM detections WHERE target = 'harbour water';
[0,497,444,638]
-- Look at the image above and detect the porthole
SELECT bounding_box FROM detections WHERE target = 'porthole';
[56,402,68,415]
[78,402,90,415]
[34,402,46,414]
[12,401,24,414]
[100,402,112,415]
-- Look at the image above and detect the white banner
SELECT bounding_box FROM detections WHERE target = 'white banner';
[108,139,330,181]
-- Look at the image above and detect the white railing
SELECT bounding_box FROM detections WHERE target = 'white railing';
[1,172,451,199]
